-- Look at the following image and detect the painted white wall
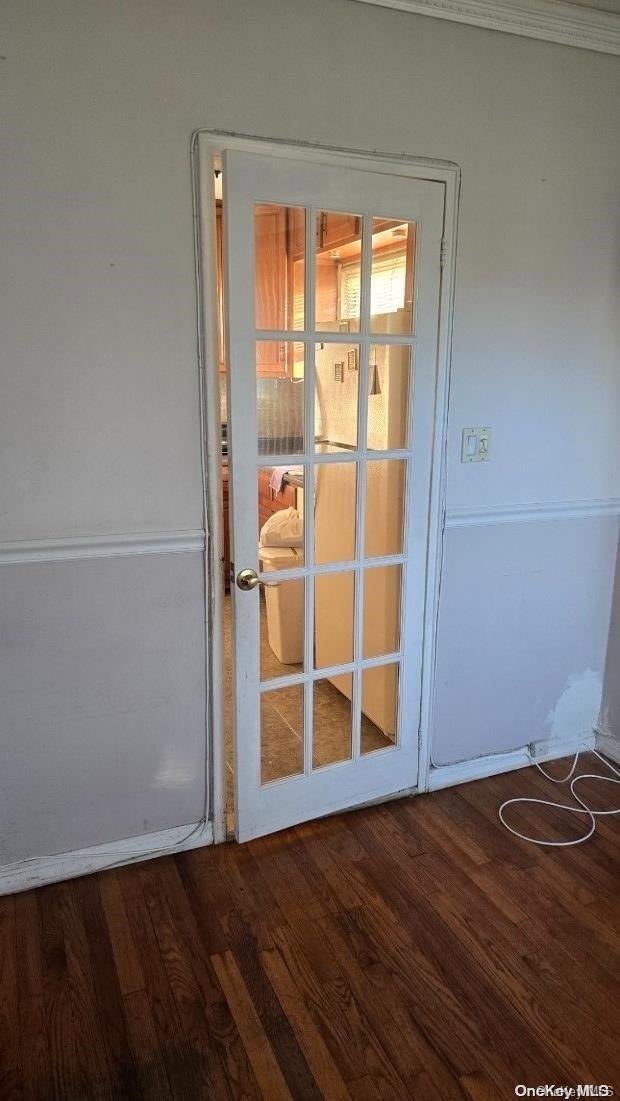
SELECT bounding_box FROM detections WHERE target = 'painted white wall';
[1,0,619,860]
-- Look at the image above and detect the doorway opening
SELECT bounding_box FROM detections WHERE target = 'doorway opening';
[196,134,457,842]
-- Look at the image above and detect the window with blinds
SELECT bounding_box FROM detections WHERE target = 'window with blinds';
[341,249,407,322]
[292,246,408,333]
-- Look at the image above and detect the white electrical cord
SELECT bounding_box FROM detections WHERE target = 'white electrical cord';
[498,748,620,847]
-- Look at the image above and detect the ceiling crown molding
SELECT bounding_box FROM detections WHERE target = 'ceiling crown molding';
[352,0,620,54]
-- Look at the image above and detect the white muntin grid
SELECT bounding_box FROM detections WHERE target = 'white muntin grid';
[256,205,419,784]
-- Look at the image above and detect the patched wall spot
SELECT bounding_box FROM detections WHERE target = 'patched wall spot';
[544,670,602,741]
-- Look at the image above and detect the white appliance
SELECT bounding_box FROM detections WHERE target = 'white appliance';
[314,312,409,741]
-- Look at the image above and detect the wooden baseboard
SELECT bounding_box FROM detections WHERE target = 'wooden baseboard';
[2,731,610,896]
[0,819,213,897]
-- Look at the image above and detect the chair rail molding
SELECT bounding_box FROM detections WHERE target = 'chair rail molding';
[0,530,206,565]
[445,497,620,527]
[351,0,620,54]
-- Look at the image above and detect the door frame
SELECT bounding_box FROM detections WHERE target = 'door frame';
[191,129,460,844]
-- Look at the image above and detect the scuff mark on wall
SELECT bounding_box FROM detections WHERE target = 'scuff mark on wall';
[544,670,602,741]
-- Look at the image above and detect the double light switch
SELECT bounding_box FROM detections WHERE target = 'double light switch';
[461,426,492,463]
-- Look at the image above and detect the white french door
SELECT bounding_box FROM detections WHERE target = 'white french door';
[223,149,443,841]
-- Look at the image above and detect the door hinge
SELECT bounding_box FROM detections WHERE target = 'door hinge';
[320,211,327,247]
[440,237,449,267]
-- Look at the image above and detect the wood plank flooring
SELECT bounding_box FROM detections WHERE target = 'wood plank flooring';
[1,755,618,1099]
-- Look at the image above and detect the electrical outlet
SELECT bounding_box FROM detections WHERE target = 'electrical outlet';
[461,426,492,463]
[528,740,552,759]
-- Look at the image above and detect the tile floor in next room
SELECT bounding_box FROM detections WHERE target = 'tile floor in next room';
[223,591,392,810]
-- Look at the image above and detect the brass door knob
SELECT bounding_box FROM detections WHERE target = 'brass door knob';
[236,568,260,590]
[236,567,279,591]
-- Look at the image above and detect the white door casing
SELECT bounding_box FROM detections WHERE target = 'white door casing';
[223,148,445,841]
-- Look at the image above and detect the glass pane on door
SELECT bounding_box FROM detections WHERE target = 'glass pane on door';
[260,580,305,681]
[370,218,415,335]
[256,341,304,453]
[315,211,362,332]
[314,463,357,565]
[255,204,305,331]
[314,572,355,669]
[260,684,304,783]
[312,674,353,768]
[257,466,304,546]
[363,565,402,659]
[367,345,412,451]
[365,459,407,558]
[361,664,400,754]
[315,343,359,452]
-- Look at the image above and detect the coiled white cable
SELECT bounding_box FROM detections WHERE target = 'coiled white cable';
[498,748,620,847]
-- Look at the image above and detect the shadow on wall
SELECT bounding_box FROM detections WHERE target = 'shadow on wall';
[600,533,620,742]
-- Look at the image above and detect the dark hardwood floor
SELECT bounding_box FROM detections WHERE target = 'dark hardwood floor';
[1,755,618,1099]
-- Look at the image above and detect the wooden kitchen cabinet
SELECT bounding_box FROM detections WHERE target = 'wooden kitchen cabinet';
[317,211,362,252]
[255,204,289,377]
[316,213,407,254]
[292,208,363,256]
[289,206,306,262]
[218,203,292,378]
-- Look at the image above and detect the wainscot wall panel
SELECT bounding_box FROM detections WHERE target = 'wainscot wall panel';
[432,513,619,765]
[0,552,206,865]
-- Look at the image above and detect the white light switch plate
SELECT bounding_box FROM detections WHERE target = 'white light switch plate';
[461,426,492,463]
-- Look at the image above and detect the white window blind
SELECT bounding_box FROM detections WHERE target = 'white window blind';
[341,249,407,321]
[293,248,408,330]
